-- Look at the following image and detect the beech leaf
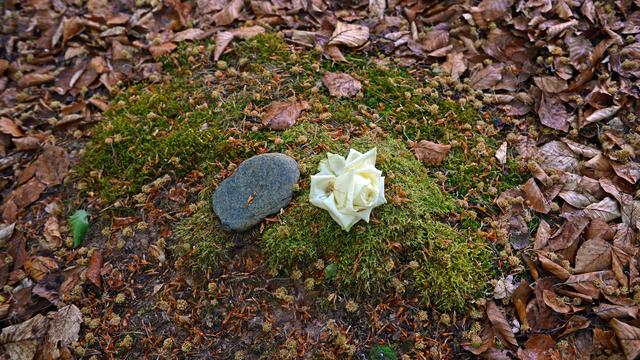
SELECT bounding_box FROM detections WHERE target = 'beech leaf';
[486,301,518,348]
[69,210,89,248]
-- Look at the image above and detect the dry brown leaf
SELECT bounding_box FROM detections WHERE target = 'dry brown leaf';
[538,93,570,132]
[574,239,612,273]
[558,190,598,208]
[24,256,59,282]
[62,17,85,43]
[543,289,572,313]
[594,303,639,320]
[13,136,41,151]
[0,314,48,360]
[2,178,47,222]
[173,28,205,42]
[534,220,551,250]
[518,334,560,360]
[523,178,550,213]
[547,211,589,251]
[214,26,265,61]
[149,42,177,59]
[565,270,616,299]
[43,217,62,249]
[86,250,103,289]
[442,52,466,81]
[584,106,621,126]
[411,140,451,166]
[612,162,640,184]
[369,0,386,20]
[610,318,640,360]
[261,101,309,130]
[537,252,571,280]
[469,63,503,89]
[17,72,55,88]
[538,141,579,172]
[534,76,568,93]
[322,72,362,98]
[486,301,518,348]
[328,22,370,48]
[512,279,532,332]
[45,304,82,357]
[212,0,244,26]
[0,117,24,137]
[584,197,621,222]
[561,138,601,158]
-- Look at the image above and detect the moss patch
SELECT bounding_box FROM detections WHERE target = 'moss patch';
[262,130,491,310]
[76,33,525,310]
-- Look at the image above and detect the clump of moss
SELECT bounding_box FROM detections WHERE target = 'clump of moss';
[262,130,491,310]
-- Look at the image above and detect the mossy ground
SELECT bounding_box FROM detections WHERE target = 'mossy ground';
[77,34,526,310]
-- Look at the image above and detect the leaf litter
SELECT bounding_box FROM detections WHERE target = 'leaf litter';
[1,0,640,358]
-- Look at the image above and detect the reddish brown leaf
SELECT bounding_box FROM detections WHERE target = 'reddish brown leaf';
[574,238,612,274]
[86,250,103,289]
[594,303,639,320]
[538,93,570,132]
[328,22,369,48]
[610,319,640,360]
[538,141,579,172]
[523,178,550,213]
[411,140,451,166]
[322,73,362,98]
[17,72,55,88]
[261,101,309,130]
[0,117,24,137]
[512,279,532,332]
[584,197,621,222]
[149,42,177,59]
[518,334,560,360]
[534,76,568,93]
[486,301,518,348]
[212,0,244,26]
[612,162,640,184]
[543,289,572,314]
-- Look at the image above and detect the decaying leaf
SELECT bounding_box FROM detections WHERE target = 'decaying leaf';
[538,141,579,172]
[0,314,48,360]
[86,250,103,289]
[523,178,550,213]
[328,22,370,48]
[411,140,451,166]
[584,197,621,222]
[495,141,507,164]
[322,72,362,98]
[574,239,612,274]
[261,101,309,130]
[487,301,518,348]
[45,305,82,357]
[609,318,640,360]
[214,26,266,60]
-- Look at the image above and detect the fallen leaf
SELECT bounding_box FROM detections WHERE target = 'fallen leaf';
[495,141,507,164]
[69,210,89,248]
[538,93,570,132]
[328,22,370,48]
[584,197,621,222]
[543,289,572,314]
[594,303,639,320]
[17,72,55,88]
[45,304,82,357]
[43,217,62,249]
[469,63,503,89]
[149,42,177,59]
[612,162,640,184]
[574,238,612,273]
[0,117,24,137]
[86,250,103,289]
[212,0,244,26]
[538,141,579,172]
[0,314,48,360]
[534,76,568,93]
[24,256,59,281]
[518,334,560,360]
[486,301,518,348]
[214,26,266,61]
[261,101,309,130]
[523,178,550,213]
[369,0,385,20]
[609,318,640,360]
[537,252,571,280]
[322,72,362,98]
[411,140,451,166]
[172,28,205,42]
[584,106,621,126]
[512,280,532,332]
[442,52,466,80]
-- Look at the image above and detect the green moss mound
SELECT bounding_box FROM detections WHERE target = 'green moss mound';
[262,130,491,310]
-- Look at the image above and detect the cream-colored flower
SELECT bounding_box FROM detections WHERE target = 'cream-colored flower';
[310,148,386,231]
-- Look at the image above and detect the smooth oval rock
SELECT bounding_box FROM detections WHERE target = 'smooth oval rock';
[212,153,300,232]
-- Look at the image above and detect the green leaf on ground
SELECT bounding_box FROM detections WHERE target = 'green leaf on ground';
[69,210,89,248]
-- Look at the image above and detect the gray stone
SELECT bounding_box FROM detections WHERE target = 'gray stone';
[212,153,300,232]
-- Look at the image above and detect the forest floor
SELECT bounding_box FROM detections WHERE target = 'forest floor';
[1,1,640,360]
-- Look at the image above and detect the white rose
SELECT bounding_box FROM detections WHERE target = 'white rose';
[309,147,386,231]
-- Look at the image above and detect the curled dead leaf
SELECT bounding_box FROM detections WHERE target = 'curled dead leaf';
[261,101,309,130]
[328,22,370,48]
[486,301,518,348]
[411,140,451,166]
[609,318,640,360]
[322,72,362,98]
[86,250,103,289]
